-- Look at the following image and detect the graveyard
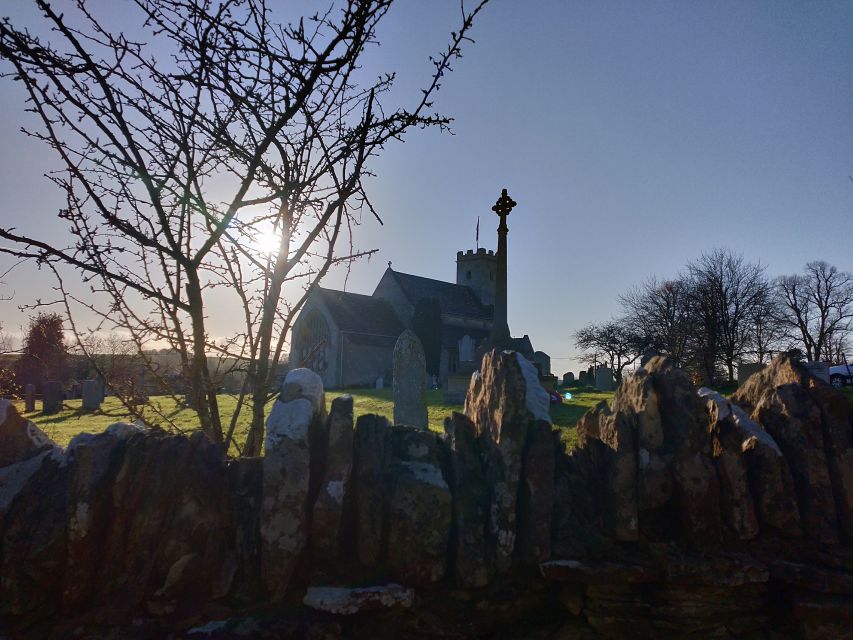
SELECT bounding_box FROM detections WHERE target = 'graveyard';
[9,384,616,454]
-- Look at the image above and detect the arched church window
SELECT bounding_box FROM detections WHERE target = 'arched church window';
[296,311,330,373]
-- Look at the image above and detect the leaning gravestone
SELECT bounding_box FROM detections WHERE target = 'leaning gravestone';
[81,380,102,411]
[42,381,62,415]
[24,384,36,413]
[393,330,428,429]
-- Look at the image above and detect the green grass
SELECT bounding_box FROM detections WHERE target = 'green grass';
[12,386,615,456]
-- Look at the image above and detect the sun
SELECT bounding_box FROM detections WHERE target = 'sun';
[254,230,282,256]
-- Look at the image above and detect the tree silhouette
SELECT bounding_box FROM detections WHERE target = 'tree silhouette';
[0,0,489,453]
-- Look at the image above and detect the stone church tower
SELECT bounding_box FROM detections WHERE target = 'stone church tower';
[456,248,496,307]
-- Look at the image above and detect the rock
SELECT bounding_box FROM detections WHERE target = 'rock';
[0,399,57,467]
[733,354,841,544]
[392,329,428,429]
[353,413,390,567]
[445,412,491,588]
[226,456,263,604]
[303,584,414,614]
[540,559,660,584]
[63,428,136,610]
[465,350,550,571]
[0,450,68,618]
[769,560,853,594]
[310,395,354,566]
[575,357,721,548]
[89,430,235,622]
[701,388,801,538]
[386,427,452,586]
[803,377,853,543]
[262,368,326,601]
[516,420,555,564]
[699,388,759,541]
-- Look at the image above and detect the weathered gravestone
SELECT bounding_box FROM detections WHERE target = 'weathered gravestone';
[81,380,102,411]
[41,381,62,415]
[24,384,35,413]
[562,371,574,386]
[393,330,428,429]
[594,365,615,391]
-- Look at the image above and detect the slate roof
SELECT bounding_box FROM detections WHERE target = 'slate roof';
[317,288,404,337]
[387,270,493,320]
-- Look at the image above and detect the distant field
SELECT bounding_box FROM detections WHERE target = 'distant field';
[11,387,614,455]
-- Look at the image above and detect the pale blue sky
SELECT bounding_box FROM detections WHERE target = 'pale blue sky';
[1,1,852,374]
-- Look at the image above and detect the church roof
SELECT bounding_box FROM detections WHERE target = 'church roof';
[386,270,492,320]
[317,288,404,336]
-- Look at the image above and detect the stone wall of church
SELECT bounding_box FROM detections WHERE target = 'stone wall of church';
[340,336,394,388]
[372,273,415,327]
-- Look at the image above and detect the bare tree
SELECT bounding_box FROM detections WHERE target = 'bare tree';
[747,281,784,363]
[776,261,853,362]
[0,0,488,453]
[574,319,641,383]
[686,249,767,383]
[619,277,692,368]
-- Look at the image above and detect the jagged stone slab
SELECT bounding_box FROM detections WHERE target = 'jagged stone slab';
[733,356,841,544]
[446,412,491,587]
[540,559,660,584]
[386,427,451,586]
[303,583,414,614]
[310,394,354,565]
[464,350,550,571]
[353,414,389,567]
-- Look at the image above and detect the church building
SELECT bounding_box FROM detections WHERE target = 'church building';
[289,247,549,389]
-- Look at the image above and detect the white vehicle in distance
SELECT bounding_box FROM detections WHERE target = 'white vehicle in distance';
[829,362,853,388]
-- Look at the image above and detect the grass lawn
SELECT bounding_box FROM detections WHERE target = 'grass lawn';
[11,387,614,455]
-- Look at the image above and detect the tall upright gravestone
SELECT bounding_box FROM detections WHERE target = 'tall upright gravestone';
[42,381,62,415]
[81,380,102,411]
[393,330,428,430]
[24,384,36,413]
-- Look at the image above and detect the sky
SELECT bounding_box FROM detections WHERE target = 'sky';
[1,1,852,375]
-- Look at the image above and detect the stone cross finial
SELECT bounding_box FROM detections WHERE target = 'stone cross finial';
[491,188,516,218]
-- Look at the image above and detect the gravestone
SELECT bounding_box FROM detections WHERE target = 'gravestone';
[42,381,62,415]
[578,370,589,386]
[594,366,615,392]
[562,372,574,386]
[375,376,384,390]
[393,330,428,429]
[443,374,470,404]
[81,379,102,411]
[24,384,35,413]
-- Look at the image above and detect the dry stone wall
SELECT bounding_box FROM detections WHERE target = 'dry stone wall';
[1,354,852,639]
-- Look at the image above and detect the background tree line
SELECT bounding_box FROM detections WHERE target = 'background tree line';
[575,249,853,385]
